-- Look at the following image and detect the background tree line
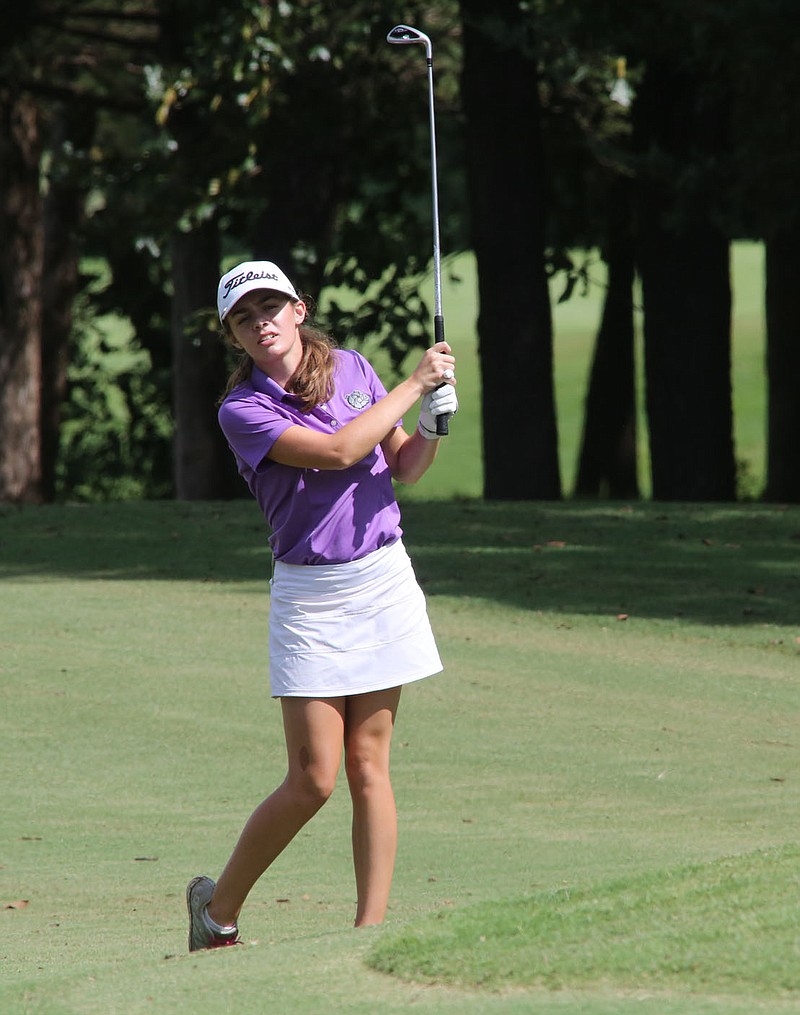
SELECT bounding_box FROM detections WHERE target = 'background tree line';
[1,0,798,505]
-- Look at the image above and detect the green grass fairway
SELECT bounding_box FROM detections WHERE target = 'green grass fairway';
[1,499,798,1014]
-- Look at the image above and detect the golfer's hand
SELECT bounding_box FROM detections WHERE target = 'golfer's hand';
[418,384,459,439]
[412,342,455,393]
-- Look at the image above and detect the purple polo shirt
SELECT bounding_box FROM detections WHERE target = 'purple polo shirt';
[218,349,403,565]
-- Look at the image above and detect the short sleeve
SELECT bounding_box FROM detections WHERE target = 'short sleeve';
[218,392,296,472]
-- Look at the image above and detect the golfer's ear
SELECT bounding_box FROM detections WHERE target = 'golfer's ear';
[294,300,307,324]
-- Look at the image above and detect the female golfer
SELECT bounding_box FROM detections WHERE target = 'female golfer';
[186,260,457,950]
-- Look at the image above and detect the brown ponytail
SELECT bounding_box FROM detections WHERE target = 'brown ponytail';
[286,325,338,410]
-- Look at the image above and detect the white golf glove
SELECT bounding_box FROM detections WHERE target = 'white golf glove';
[418,384,459,439]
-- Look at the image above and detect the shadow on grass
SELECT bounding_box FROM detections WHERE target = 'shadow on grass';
[405,500,800,629]
[1,498,798,628]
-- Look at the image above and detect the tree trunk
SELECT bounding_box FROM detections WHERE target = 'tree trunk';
[40,102,96,501]
[460,0,560,500]
[634,62,736,501]
[0,89,44,503]
[171,222,242,499]
[764,231,800,502]
[575,177,638,499]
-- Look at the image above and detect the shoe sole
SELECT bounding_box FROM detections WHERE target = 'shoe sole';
[186,875,215,952]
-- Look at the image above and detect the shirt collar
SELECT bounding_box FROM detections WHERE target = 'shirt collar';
[251,365,301,405]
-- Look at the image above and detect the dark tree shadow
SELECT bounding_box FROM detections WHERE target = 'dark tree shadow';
[1,499,798,629]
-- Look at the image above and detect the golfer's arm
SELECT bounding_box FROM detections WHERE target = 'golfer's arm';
[381,426,439,484]
[268,377,426,470]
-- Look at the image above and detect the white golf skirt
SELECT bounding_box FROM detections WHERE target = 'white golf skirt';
[268,539,443,698]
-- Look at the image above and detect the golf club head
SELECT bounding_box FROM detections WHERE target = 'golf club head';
[386,24,432,59]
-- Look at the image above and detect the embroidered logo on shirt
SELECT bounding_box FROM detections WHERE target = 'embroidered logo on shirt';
[345,390,371,410]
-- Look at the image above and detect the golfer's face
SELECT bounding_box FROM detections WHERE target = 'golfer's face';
[228,290,306,374]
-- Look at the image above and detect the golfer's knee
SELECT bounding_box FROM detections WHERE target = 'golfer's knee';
[345,749,388,795]
[288,765,337,812]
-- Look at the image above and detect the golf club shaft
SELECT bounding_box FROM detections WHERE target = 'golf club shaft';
[426,54,450,437]
[387,25,451,436]
[424,48,450,436]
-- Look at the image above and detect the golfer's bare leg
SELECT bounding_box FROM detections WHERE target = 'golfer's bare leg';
[207,697,345,926]
[344,687,401,927]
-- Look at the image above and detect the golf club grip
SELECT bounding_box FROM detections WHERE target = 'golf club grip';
[433,314,451,436]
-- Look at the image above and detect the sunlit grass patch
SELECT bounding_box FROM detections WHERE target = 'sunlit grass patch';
[368,845,800,997]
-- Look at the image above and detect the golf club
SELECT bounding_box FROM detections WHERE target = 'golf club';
[387,24,451,436]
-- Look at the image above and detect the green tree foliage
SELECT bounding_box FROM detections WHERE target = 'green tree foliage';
[1,0,467,500]
[132,2,463,320]
[0,1,168,501]
[59,264,172,500]
[2,0,799,502]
